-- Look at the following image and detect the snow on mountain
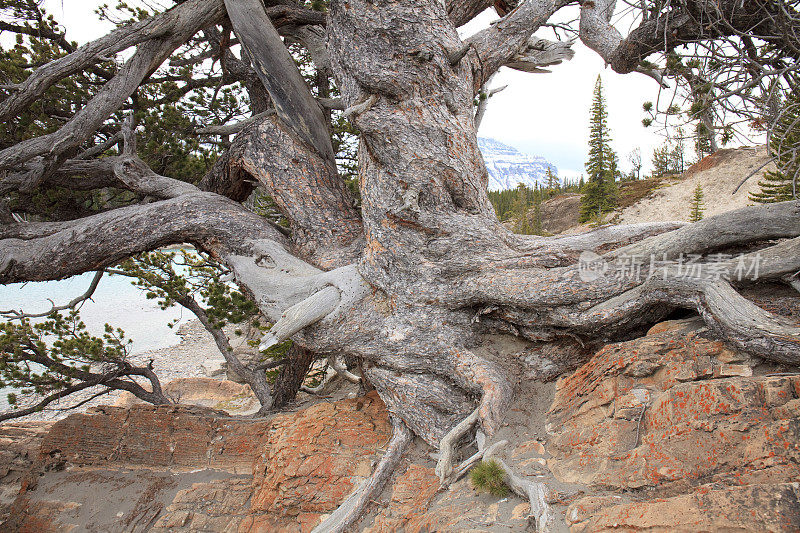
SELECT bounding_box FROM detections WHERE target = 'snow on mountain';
[478,137,557,192]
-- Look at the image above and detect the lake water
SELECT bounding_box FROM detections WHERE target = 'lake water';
[0,271,190,411]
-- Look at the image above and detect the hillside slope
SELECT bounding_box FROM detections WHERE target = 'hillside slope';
[617,146,773,224]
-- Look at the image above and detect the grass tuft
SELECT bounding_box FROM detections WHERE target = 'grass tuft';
[469,459,509,497]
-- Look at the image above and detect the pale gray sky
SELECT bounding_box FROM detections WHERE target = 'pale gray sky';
[36,1,705,180]
[462,8,670,181]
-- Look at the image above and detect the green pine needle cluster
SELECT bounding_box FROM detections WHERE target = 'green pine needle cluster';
[750,93,799,204]
[0,311,133,408]
[469,459,510,497]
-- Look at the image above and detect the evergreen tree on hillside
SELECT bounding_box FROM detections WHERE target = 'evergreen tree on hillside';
[651,143,673,178]
[689,184,705,222]
[750,93,799,204]
[545,168,559,195]
[531,191,543,234]
[580,76,618,222]
[512,183,532,234]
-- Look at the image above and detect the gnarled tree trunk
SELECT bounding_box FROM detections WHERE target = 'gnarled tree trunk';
[2,0,799,526]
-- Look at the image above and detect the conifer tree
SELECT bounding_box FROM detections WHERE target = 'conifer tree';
[651,143,673,178]
[580,76,618,222]
[750,93,799,203]
[545,168,559,195]
[512,183,532,234]
[689,184,705,222]
[531,187,543,234]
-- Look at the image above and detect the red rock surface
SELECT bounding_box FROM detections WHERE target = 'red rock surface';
[2,393,391,533]
[243,392,391,532]
[37,404,270,474]
[568,483,800,532]
[364,464,440,532]
[2,319,799,532]
[546,320,800,531]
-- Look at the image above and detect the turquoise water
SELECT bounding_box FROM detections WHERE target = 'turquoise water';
[0,271,190,411]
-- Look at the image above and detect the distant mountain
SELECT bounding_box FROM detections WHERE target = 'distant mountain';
[478,137,557,192]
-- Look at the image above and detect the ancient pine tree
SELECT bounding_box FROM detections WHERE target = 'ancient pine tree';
[1,0,800,530]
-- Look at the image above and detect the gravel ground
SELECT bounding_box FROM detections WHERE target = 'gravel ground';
[616,146,772,224]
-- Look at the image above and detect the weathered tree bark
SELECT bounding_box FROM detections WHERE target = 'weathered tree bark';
[215,114,363,267]
[2,0,800,526]
[2,0,797,445]
[271,345,316,409]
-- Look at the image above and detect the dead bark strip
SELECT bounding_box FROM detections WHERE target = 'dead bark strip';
[225,0,335,168]
[311,417,412,533]
[436,407,480,483]
[485,452,554,532]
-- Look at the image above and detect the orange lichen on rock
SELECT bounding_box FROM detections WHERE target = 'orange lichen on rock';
[547,321,800,531]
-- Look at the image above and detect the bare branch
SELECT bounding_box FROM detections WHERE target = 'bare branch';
[0,192,284,283]
[465,0,572,89]
[0,1,226,175]
[504,36,575,73]
[225,0,335,166]
[195,110,275,135]
[447,0,495,28]
[1,271,103,320]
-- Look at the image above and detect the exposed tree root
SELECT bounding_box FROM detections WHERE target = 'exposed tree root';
[311,416,412,533]
[435,406,480,484]
[445,436,508,487]
[485,453,554,532]
[441,427,555,531]
[300,354,360,395]
[330,354,361,383]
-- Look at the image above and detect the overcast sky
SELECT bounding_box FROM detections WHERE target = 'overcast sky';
[461,8,673,181]
[36,1,699,180]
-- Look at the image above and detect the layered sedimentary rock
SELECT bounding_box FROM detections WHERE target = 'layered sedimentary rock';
[2,393,390,532]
